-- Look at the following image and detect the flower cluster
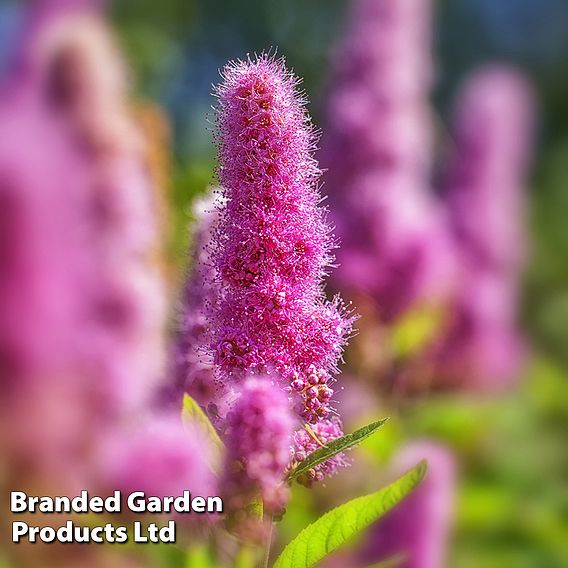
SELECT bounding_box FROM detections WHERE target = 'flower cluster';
[291,419,351,486]
[445,67,533,276]
[0,8,214,559]
[32,11,167,412]
[223,378,295,514]
[173,194,220,409]
[104,414,215,500]
[209,55,355,423]
[0,96,91,481]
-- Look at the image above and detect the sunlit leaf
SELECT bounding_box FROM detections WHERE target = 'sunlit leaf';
[182,393,224,469]
[235,545,257,568]
[247,493,263,521]
[274,461,427,568]
[185,544,214,568]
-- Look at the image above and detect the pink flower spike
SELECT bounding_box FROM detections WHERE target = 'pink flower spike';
[208,54,356,423]
[223,377,295,514]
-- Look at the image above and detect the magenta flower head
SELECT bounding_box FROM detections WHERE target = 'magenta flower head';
[223,377,295,515]
[0,3,167,479]
[360,442,456,568]
[431,66,535,391]
[321,0,456,321]
[430,271,526,391]
[0,97,94,480]
[209,54,355,424]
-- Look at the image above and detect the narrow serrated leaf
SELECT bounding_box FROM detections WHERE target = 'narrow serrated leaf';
[288,418,389,481]
[274,461,427,568]
[182,393,224,447]
[182,393,224,470]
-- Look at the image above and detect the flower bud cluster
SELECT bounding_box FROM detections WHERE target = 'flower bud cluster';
[291,419,351,486]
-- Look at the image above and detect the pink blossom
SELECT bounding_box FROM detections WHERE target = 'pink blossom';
[0,2,169,494]
[432,67,535,390]
[209,55,355,423]
[30,11,167,411]
[321,0,457,321]
[445,66,534,275]
[291,419,351,486]
[103,414,216,500]
[0,97,95,481]
[172,193,220,410]
[223,377,295,514]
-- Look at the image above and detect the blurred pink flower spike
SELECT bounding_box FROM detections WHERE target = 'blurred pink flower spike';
[223,377,295,516]
[434,66,536,391]
[172,192,222,414]
[321,0,457,321]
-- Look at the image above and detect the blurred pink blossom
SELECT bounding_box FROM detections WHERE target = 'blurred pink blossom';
[431,66,535,390]
[223,377,295,514]
[322,0,457,321]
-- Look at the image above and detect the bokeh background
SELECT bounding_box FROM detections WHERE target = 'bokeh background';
[101,0,568,366]
[1,0,567,566]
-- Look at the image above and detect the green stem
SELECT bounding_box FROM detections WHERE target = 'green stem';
[235,545,256,568]
[262,517,274,568]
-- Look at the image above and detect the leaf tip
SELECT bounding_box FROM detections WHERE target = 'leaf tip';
[415,459,429,482]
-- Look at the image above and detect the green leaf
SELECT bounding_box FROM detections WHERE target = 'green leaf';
[181,393,224,469]
[234,545,258,568]
[274,461,427,568]
[288,418,389,481]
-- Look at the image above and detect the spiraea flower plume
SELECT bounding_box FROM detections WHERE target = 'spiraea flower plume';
[321,0,456,321]
[0,96,93,482]
[209,54,355,425]
[0,4,144,490]
[104,413,216,500]
[0,5,203,540]
[445,67,534,277]
[173,193,220,410]
[431,67,535,390]
[32,10,167,412]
